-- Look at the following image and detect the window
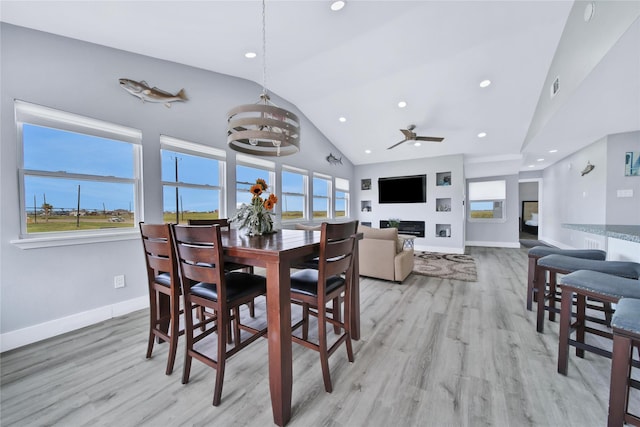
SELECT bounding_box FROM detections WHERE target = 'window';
[16,101,142,236]
[236,155,275,209]
[313,174,332,219]
[281,166,307,221]
[335,177,350,218]
[161,136,226,224]
[468,180,506,221]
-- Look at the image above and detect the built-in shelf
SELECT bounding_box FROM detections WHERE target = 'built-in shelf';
[436,223,451,238]
[436,198,452,212]
[436,172,452,186]
[360,200,372,212]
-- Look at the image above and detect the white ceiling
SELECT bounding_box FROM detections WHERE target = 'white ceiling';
[1,1,639,174]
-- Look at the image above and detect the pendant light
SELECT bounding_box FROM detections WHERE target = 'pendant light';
[227,0,300,157]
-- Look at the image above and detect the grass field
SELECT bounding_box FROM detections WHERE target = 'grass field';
[26,209,348,233]
[470,210,494,218]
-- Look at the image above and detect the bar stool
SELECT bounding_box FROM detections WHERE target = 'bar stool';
[527,246,606,311]
[557,270,640,375]
[608,298,640,427]
[535,255,640,333]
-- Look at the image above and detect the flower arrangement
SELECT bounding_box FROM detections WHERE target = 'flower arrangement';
[230,178,278,236]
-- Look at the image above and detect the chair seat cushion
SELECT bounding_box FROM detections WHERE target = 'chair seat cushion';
[290,269,345,297]
[560,270,640,300]
[528,246,606,260]
[538,254,640,279]
[611,298,640,336]
[190,272,266,302]
[155,272,171,287]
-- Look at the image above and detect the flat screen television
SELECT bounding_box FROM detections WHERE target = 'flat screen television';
[378,174,426,204]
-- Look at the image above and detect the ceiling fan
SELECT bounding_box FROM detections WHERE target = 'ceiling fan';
[387,124,444,150]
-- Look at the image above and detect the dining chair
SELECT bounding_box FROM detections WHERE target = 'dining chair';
[289,220,359,393]
[171,224,268,406]
[140,222,192,375]
[188,218,256,317]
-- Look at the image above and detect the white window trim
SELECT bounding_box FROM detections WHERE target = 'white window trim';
[312,173,333,219]
[334,177,350,218]
[160,135,227,219]
[235,157,276,210]
[468,180,507,223]
[281,165,308,222]
[13,100,143,247]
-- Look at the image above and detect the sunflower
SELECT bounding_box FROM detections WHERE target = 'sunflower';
[268,193,278,204]
[256,178,268,191]
[263,198,275,210]
[250,184,263,197]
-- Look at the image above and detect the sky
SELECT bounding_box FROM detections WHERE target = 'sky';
[23,124,345,214]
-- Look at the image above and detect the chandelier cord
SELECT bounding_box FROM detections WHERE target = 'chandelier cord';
[261,0,267,98]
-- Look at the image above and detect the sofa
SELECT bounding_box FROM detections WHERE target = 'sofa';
[357,225,414,283]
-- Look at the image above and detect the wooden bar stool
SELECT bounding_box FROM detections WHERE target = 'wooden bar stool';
[535,255,640,333]
[557,270,640,376]
[609,298,640,427]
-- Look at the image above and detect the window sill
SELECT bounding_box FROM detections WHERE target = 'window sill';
[11,229,140,249]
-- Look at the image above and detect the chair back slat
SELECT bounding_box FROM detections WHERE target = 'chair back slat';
[171,224,227,302]
[140,222,179,285]
[188,218,231,229]
[317,221,359,298]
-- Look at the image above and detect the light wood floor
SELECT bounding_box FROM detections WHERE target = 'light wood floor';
[0,246,630,426]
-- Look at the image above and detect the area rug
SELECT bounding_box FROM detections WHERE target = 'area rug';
[413,251,477,282]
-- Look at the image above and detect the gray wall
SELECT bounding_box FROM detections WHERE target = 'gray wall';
[540,131,640,249]
[606,131,640,224]
[465,174,520,247]
[0,24,354,342]
[354,155,465,253]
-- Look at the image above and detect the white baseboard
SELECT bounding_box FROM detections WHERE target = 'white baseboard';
[0,296,148,353]
[537,236,573,249]
[465,240,521,249]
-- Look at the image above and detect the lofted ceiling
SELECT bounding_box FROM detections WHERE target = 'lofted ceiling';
[1,1,638,175]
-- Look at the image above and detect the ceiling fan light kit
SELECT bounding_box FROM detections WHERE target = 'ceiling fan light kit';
[227,0,300,157]
[387,124,444,150]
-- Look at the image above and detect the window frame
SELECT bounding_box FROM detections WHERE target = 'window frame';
[334,177,350,219]
[14,100,143,244]
[468,179,507,223]
[160,135,227,224]
[281,165,308,222]
[235,154,276,211]
[312,173,333,220]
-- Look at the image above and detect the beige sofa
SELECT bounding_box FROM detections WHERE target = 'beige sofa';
[357,225,414,283]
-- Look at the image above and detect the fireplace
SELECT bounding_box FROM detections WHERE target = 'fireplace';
[379,220,425,238]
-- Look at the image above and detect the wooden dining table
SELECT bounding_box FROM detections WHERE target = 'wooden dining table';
[220,228,361,426]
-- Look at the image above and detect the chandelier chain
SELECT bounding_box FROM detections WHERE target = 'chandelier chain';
[261,0,267,96]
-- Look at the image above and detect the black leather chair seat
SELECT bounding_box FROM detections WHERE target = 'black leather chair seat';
[290,269,344,297]
[191,272,266,302]
[155,272,171,287]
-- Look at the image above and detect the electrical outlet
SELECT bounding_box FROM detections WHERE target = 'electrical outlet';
[114,275,126,288]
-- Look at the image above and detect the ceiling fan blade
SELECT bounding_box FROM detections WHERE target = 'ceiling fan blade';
[415,136,444,142]
[400,129,415,139]
[387,139,408,150]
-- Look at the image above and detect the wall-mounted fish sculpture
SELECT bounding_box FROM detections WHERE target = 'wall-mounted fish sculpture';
[326,153,343,165]
[119,78,187,108]
[581,161,595,176]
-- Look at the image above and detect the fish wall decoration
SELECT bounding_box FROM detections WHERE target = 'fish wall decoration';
[119,78,188,108]
[326,153,343,165]
[581,161,595,176]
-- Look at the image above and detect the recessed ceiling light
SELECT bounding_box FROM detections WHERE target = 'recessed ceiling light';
[365,149,371,154]
[528,165,535,168]
[330,1,345,11]
[537,158,544,162]
[338,117,347,123]
[397,101,407,108]
[549,149,558,153]
[414,142,421,147]
[477,132,487,138]
[479,79,491,88]
[245,52,257,59]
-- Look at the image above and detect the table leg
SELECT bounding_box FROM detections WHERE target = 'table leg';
[266,260,293,427]
[351,240,361,340]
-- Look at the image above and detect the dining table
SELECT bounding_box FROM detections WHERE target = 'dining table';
[220,228,361,426]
